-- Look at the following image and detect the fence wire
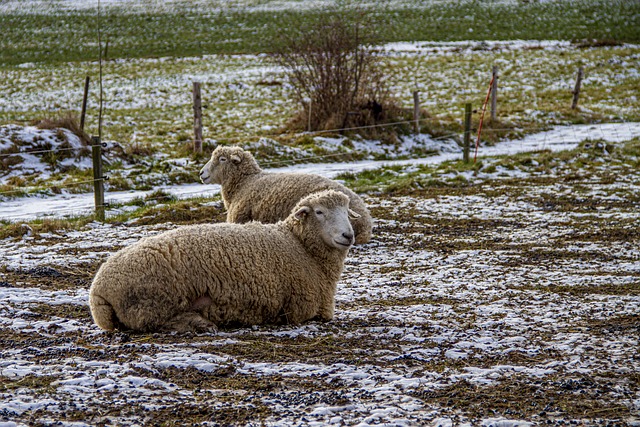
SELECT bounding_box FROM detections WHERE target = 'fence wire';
[0,145,90,159]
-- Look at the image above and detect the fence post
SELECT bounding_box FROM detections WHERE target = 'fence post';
[192,82,203,153]
[80,76,90,132]
[463,103,472,163]
[571,67,584,110]
[91,136,105,221]
[490,65,498,122]
[413,90,420,133]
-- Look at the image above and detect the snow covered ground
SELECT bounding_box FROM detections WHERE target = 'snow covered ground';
[1,1,638,424]
[0,0,555,13]
[0,123,638,425]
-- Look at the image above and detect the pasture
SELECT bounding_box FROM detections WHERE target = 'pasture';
[0,1,639,425]
[1,140,639,425]
[1,1,639,199]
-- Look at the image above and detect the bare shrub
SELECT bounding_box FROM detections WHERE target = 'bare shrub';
[271,11,405,138]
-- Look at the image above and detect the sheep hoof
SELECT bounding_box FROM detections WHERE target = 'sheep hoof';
[163,312,218,334]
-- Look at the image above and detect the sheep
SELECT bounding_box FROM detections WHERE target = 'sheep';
[199,146,373,244]
[89,190,358,333]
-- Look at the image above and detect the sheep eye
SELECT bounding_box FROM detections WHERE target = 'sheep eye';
[219,157,227,163]
[315,210,324,215]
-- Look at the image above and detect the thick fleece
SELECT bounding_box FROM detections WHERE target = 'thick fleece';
[199,145,373,244]
[89,190,355,333]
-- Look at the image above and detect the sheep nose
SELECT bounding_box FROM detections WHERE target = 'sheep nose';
[342,232,354,242]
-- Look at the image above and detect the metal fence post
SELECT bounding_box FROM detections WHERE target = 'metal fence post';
[490,65,498,122]
[413,90,420,133]
[463,103,472,163]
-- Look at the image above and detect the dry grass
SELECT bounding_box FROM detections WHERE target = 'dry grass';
[0,218,91,240]
[31,113,90,145]
[411,374,633,420]
[1,141,638,425]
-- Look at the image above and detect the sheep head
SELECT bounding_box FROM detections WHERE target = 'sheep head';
[199,146,261,185]
[290,190,356,251]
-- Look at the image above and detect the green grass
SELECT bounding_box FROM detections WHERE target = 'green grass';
[337,137,640,195]
[6,36,636,161]
[3,136,636,236]
[0,193,225,239]
[0,375,58,393]
[105,195,227,226]
[0,217,94,240]
[1,1,638,66]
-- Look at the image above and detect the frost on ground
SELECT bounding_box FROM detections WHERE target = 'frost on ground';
[0,125,90,184]
[0,146,639,426]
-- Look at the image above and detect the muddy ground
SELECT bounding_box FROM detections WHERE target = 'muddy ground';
[0,153,639,426]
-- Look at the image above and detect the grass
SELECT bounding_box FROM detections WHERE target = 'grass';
[6,134,636,237]
[410,374,634,420]
[0,195,225,239]
[337,138,640,195]
[4,135,637,250]
[0,217,94,240]
[3,38,637,159]
[1,1,639,218]
[1,1,638,66]
[118,198,226,226]
[0,375,58,393]
[1,136,638,424]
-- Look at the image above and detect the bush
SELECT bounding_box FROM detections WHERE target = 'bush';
[270,9,404,138]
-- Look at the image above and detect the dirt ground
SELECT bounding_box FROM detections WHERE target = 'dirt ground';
[0,154,639,426]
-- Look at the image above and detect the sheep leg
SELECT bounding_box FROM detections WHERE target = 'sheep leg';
[227,208,253,224]
[162,312,217,333]
[316,305,335,322]
[352,217,372,245]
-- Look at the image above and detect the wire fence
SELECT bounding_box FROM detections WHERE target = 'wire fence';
[0,119,637,196]
[0,114,457,198]
[0,145,89,159]
[1,118,639,222]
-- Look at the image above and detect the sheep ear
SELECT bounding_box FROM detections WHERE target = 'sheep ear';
[348,209,361,219]
[230,154,242,164]
[294,206,310,222]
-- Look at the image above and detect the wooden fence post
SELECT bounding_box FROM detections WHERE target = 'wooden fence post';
[80,76,90,132]
[91,136,105,221]
[192,82,203,153]
[571,67,584,110]
[490,65,498,122]
[463,103,472,163]
[413,90,420,133]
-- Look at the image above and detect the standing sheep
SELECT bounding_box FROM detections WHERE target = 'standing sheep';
[199,146,373,244]
[89,190,358,333]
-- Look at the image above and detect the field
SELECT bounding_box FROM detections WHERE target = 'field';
[1,1,639,200]
[1,140,639,425]
[1,1,639,426]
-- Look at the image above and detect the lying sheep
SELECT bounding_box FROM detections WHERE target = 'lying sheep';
[199,146,373,244]
[89,190,358,333]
